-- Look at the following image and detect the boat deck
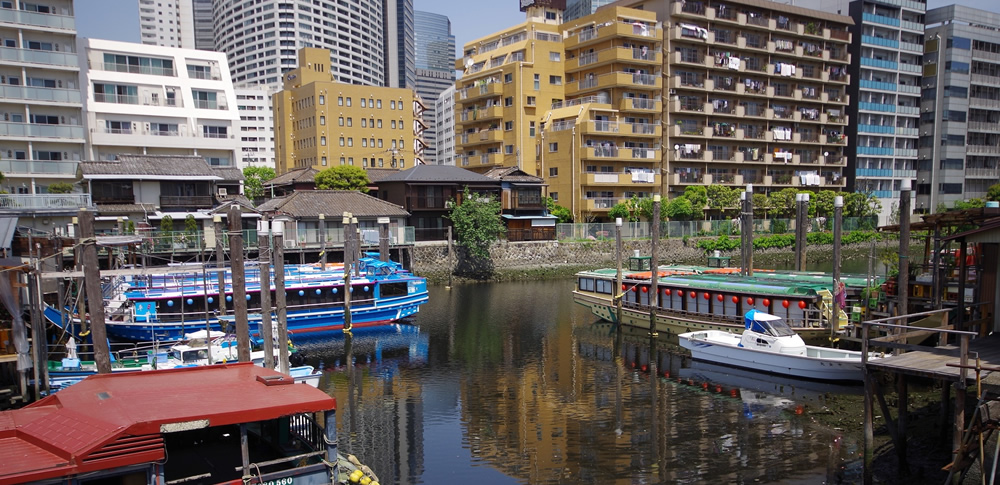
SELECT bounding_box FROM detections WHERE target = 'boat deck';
[867,333,1000,386]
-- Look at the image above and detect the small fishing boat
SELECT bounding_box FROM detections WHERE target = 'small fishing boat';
[678,310,882,382]
[1,363,379,484]
[573,255,874,344]
[45,252,428,341]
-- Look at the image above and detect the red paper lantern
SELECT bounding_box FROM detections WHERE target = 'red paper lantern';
[732,296,739,304]
[762,298,771,307]
[689,291,697,299]
[631,286,638,293]
[782,300,790,308]
[703,292,710,300]
[641,286,648,293]
[665,289,672,296]
[717,294,724,302]
[747,297,755,305]
[799,300,807,309]
[622,284,626,291]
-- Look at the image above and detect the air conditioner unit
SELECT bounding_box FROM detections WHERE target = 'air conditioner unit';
[217,188,228,197]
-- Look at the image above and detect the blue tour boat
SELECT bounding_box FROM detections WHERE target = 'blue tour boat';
[44,253,428,341]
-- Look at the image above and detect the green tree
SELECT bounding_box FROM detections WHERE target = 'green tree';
[447,187,505,260]
[47,182,74,194]
[314,165,370,193]
[811,190,838,219]
[954,198,985,210]
[160,215,174,233]
[543,197,573,223]
[987,183,1000,202]
[752,193,770,219]
[682,186,708,210]
[607,202,632,222]
[844,192,881,218]
[126,220,136,234]
[768,188,798,218]
[665,196,694,221]
[184,214,198,235]
[706,185,739,216]
[242,166,276,200]
[637,197,669,222]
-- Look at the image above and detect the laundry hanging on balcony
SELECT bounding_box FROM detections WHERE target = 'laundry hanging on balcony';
[679,23,708,39]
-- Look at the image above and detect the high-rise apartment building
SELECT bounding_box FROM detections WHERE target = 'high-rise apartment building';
[273,48,423,175]
[414,10,455,165]
[236,85,277,169]
[0,0,85,194]
[385,0,415,89]
[452,1,566,174]
[435,85,456,165]
[79,39,240,167]
[918,6,1000,211]
[847,0,924,222]
[138,0,194,48]
[213,0,386,87]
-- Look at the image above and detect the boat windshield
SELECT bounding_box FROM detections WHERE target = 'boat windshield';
[170,349,208,363]
[757,319,797,337]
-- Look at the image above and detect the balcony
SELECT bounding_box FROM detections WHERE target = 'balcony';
[0,193,92,212]
[568,46,660,72]
[583,197,624,211]
[862,35,899,49]
[966,168,1000,178]
[860,57,898,70]
[194,99,228,110]
[458,105,503,123]
[572,71,661,95]
[584,171,660,186]
[95,92,139,105]
[0,159,79,177]
[0,46,78,68]
[0,84,80,104]
[0,122,84,139]
[460,129,504,146]
[0,8,75,30]
[103,62,176,77]
[565,21,660,50]
[620,97,661,112]
[458,81,503,101]
[626,122,661,137]
[863,12,900,27]
[160,195,214,208]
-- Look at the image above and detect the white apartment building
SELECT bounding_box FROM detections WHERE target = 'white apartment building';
[0,0,85,194]
[434,84,455,165]
[235,84,276,170]
[79,39,240,167]
[213,0,386,87]
[138,0,214,50]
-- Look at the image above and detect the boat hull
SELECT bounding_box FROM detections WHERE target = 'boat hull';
[573,290,835,346]
[678,330,872,382]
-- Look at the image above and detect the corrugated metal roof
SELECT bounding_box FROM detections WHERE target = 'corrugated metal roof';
[365,168,402,183]
[255,190,409,218]
[376,164,498,183]
[80,155,244,180]
[0,364,334,483]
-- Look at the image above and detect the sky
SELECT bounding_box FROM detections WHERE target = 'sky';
[76,0,1000,57]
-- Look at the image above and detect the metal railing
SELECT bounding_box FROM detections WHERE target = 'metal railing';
[0,193,92,210]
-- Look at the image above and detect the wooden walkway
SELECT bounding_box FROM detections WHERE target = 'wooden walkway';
[868,333,1000,386]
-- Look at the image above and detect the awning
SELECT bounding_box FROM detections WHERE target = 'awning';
[0,217,17,249]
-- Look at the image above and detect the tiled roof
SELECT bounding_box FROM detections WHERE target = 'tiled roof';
[365,168,401,183]
[376,164,497,183]
[483,166,544,183]
[266,167,319,186]
[94,203,158,215]
[80,154,240,179]
[255,190,409,218]
[209,199,259,215]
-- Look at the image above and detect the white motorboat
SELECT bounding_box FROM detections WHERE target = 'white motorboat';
[678,310,882,382]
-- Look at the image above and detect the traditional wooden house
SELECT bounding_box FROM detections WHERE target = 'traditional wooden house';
[255,190,410,248]
[483,166,556,241]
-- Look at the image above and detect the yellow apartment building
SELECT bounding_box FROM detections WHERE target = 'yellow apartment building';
[274,48,425,175]
[452,3,567,174]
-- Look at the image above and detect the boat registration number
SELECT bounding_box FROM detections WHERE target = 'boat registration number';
[262,478,294,485]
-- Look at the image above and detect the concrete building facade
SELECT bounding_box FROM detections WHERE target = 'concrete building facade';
[918,6,1000,211]
[0,0,85,194]
[236,84,277,169]
[384,0,415,89]
[273,48,422,175]
[435,85,456,165]
[79,38,240,167]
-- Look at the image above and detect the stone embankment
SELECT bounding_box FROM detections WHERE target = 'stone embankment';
[411,237,922,285]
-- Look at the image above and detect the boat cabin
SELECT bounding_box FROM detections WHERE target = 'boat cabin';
[0,363,338,484]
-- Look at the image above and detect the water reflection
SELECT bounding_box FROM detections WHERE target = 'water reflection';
[304,279,860,484]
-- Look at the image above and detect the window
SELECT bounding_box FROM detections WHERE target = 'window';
[347,137,353,146]
[534,74,540,90]
[203,125,227,138]
[939,183,963,194]
[504,96,513,107]
[505,144,514,154]
[320,116,325,125]
[320,136,326,146]
[321,156,327,165]
[548,142,558,152]
[549,167,558,177]
[545,11,556,20]
[947,37,971,50]
[361,138,367,147]
[338,96,343,106]
[105,120,132,134]
[504,121,513,131]
[940,158,963,170]
[526,96,536,106]
[361,98,366,108]
[338,117,344,126]
[944,86,968,98]
[550,51,561,62]
[529,121,536,137]
[377,100,382,108]
[943,111,966,122]
[339,137,345,146]
[390,100,396,109]
[391,120,396,129]
[504,73,513,83]
[319,95,324,105]
[946,61,969,74]
[551,192,558,202]
[361,118,367,128]
[346,97,351,107]
[942,134,965,146]
[549,75,562,85]
[377,119,382,128]
[347,117,352,126]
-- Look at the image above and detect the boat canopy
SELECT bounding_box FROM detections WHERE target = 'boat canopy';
[744,310,796,337]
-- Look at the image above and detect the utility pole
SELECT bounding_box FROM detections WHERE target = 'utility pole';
[78,209,112,373]
[228,206,250,362]
[213,214,227,319]
[258,217,274,369]
[318,213,327,267]
[273,221,289,374]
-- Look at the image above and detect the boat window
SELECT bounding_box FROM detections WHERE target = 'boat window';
[579,277,595,292]
[761,319,796,337]
[595,279,614,295]
[380,282,408,298]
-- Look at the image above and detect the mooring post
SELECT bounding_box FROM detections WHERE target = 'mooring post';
[932,224,942,309]
[648,196,660,337]
[228,206,251,362]
[896,374,908,474]
[318,213,327,267]
[342,213,353,333]
[745,184,754,276]
[615,217,623,325]
[379,217,390,263]
[898,180,911,324]
[78,209,112,373]
[862,321,873,485]
[740,191,748,276]
[258,218,274,370]
[447,226,453,289]
[833,195,843,341]
[273,221,289,374]
[957,239,968,333]
[798,193,809,271]
[213,214,227,319]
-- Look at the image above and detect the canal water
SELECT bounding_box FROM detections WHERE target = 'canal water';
[297,276,867,484]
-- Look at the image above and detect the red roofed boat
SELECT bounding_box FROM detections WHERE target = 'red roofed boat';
[0,363,371,485]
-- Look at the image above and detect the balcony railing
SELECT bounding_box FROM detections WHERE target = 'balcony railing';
[95,92,139,104]
[0,46,78,67]
[0,84,81,103]
[160,195,213,207]
[0,193,92,211]
[0,159,78,175]
[0,122,84,139]
[0,8,75,29]
[102,62,175,77]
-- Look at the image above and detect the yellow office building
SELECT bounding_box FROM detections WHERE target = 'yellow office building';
[274,48,425,175]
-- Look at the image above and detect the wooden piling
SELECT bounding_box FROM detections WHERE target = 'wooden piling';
[898,181,911,322]
[78,209,112,374]
[615,218,623,324]
[227,206,251,363]
[833,196,843,341]
[273,221,289,374]
[258,217,275,370]
[648,197,660,337]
